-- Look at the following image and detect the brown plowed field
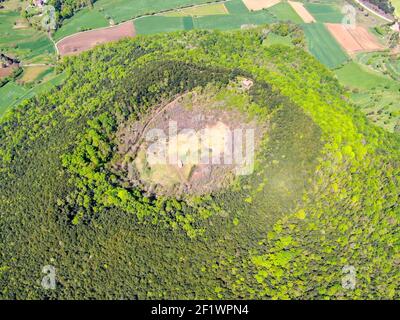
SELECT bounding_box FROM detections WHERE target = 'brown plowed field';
[57,22,136,56]
[325,23,383,54]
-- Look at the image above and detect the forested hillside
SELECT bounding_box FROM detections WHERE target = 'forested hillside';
[0,26,399,299]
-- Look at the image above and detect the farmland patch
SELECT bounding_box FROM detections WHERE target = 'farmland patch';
[288,1,316,23]
[267,1,303,23]
[163,3,228,16]
[304,3,344,23]
[225,0,249,14]
[242,0,281,11]
[326,23,384,54]
[303,23,348,68]
[135,16,193,34]
[57,22,136,56]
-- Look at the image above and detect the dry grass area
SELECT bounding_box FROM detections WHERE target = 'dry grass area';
[18,66,49,83]
[326,23,384,54]
[56,22,136,56]
[288,1,316,23]
[242,0,281,11]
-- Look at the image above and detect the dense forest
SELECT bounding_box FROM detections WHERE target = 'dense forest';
[0,25,399,299]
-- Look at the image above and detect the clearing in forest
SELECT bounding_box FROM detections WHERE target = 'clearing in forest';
[325,23,384,55]
[115,83,267,196]
[242,0,281,11]
[288,1,316,23]
[56,22,136,56]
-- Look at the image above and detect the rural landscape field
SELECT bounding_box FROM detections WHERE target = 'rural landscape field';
[0,0,399,303]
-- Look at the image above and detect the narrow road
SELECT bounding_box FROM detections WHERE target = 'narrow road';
[353,0,394,23]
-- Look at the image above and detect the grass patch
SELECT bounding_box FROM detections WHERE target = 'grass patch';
[0,82,27,117]
[304,3,344,23]
[302,23,348,69]
[267,1,303,24]
[335,61,397,90]
[263,33,294,47]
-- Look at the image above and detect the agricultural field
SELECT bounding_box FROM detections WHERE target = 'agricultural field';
[163,3,228,16]
[53,8,110,42]
[0,10,55,63]
[135,16,194,34]
[326,23,384,55]
[242,0,280,11]
[224,0,249,14]
[302,23,349,68]
[288,1,316,23]
[54,0,218,40]
[57,22,136,56]
[267,1,303,23]
[304,3,344,23]
[193,10,276,30]
[334,61,400,131]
